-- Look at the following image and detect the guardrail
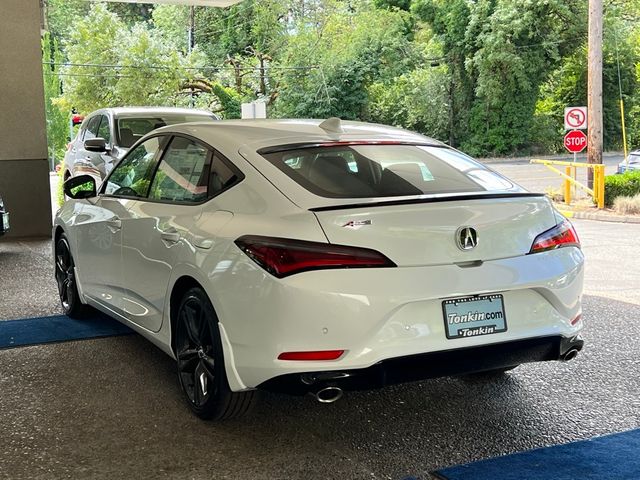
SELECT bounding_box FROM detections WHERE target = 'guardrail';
[530,159,605,209]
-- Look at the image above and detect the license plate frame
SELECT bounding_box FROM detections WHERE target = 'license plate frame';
[442,294,507,340]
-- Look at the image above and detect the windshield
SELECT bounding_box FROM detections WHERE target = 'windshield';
[260,144,515,198]
[117,114,216,148]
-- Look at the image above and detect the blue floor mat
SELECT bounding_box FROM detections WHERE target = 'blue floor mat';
[0,314,133,349]
[434,428,640,480]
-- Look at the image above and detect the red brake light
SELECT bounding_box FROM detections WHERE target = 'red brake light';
[235,235,396,278]
[529,219,580,254]
[66,141,73,151]
[278,350,345,361]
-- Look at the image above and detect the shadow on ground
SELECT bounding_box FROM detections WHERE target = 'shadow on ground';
[1,295,638,480]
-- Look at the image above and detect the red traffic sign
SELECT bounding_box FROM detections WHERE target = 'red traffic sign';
[564,130,587,153]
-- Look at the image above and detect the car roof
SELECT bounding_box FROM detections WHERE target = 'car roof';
[89,107,217,118]
[159,119,444,150]
[153,119,449,210]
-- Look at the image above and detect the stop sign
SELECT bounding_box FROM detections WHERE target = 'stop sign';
[564,130,587,153]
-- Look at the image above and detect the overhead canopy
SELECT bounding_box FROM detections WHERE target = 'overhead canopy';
[101,0,243,6]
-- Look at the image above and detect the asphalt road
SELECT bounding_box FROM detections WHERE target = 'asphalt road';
[0,218,638,480]
[485,153,623,197]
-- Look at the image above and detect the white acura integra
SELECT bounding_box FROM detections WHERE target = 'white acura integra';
[54,118,584,420]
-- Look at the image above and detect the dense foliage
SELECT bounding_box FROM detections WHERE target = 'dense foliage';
[604,170,640,206]
[42,0,640,162]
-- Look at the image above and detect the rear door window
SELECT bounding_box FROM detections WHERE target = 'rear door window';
[148,137,210,203]
[147,136,242,204]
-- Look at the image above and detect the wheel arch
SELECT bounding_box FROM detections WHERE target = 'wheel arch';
[168,274,248,392]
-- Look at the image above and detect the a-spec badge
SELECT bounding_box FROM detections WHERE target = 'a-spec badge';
[342,220,372,229]
[456,226,478,251]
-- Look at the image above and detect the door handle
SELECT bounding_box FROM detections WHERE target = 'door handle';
[106,217,121,232]
[160,229,181,243]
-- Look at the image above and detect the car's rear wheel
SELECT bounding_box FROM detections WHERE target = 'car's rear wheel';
[55,234,87,318]
[175,287,256,420]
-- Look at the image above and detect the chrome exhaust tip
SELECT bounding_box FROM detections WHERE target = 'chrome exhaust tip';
[562,348,579,362]
[314,386,343,404]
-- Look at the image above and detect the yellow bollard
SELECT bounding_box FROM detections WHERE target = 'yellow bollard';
[564,166,572,204]
[597,165,605,209]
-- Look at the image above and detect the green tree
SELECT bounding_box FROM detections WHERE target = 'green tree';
[272,4,416,119]
[42,32,70,167]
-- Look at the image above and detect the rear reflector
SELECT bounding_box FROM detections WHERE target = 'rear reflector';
[278,350,345,361]
[235,235,396,278]
[571,314,582,326]
[529,218,580,254]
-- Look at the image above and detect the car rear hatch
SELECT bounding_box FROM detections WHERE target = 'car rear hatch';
[251,142,558,266]
[311,194,556,267]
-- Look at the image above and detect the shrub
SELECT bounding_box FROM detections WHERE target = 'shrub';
[613,193,640,215]
[57,160,65,208]
[603,170,640,207]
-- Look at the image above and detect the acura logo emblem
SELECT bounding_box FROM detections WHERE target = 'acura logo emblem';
[456,226,478,251]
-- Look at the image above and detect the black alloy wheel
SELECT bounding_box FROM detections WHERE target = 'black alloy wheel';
[55,234,87,318]
[175,287,255,420]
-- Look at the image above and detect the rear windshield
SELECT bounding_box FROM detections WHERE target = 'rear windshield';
[117,114,216,148]
[260,144,514,198]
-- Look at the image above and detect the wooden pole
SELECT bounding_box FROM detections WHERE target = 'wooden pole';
[587,0,603,189]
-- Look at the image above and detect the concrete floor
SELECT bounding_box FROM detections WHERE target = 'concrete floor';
[1,219,639,480]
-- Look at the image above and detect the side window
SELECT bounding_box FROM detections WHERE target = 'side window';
[103,136,164,197]
[148,137,209,203]
[96,115,111,144]
[82,116,100,141]
[209,152,239,196]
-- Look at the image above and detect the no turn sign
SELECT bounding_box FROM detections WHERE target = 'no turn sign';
[564,106,587,130]
[564,130,587,153]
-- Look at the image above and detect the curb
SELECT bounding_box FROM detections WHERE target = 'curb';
[559,210,640,224]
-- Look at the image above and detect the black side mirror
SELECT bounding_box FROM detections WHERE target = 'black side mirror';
[84,137,107,153]
[64,175,97,199]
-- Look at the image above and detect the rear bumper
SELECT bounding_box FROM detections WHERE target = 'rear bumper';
[258,335,584,395]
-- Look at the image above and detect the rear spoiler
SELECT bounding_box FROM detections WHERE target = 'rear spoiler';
[309,192,546,212]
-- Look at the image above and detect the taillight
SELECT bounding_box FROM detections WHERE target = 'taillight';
[235,235,396,278]
[66,142,73,151]
[278,350,345,361]
[529,218,580,254]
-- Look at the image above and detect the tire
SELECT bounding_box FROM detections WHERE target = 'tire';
[175,287,256,420]
[54,234,88,318]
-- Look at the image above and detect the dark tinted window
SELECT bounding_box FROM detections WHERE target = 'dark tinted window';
[149,137,209,203]
[96,115,111,144]
[260,145,514,198]
[209,152,238,196]
[117,114,215,148]
[103,137,164,197]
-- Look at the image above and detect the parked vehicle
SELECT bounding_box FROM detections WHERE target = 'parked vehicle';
[62,107,218,182]
[54,118,585,420]
[0,193,8,236]
[617,150,640,173]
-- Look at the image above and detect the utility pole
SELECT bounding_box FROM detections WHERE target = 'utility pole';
[188,5,195,53]
[188,6,195,107]
[587,0,603,189]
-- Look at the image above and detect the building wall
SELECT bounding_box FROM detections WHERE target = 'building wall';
[0,0,52,238]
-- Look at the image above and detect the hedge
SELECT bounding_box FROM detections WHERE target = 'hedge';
[604,170,640,207]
